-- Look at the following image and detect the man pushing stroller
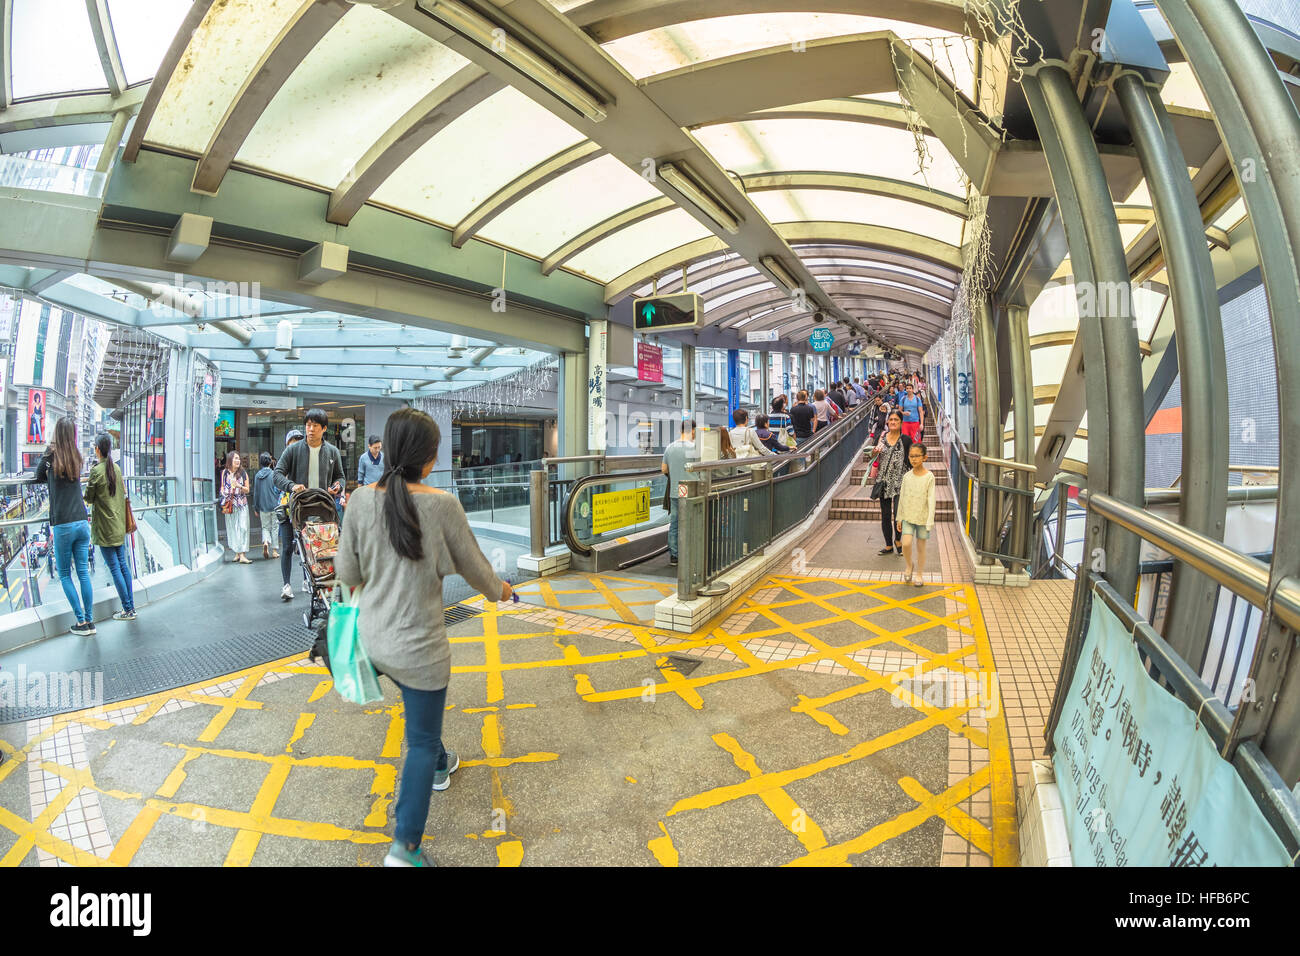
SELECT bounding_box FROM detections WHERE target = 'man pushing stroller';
[272,407,346,602]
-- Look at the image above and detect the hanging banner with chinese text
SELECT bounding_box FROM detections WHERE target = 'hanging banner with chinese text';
[1052,593,1291,866]
[588,319,607,452]
[637,342,662,383]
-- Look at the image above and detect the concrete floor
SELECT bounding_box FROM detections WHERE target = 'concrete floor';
[0,566,1015,867]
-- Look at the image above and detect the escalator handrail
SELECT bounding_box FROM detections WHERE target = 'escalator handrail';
[561,468,666,556]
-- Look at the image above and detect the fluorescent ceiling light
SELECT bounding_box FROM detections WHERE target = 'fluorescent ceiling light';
[657,163,741,235]
[760,256,800,294]
[417,0,607,122]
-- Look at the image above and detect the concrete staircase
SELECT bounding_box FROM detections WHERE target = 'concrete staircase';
[832,441,958,522]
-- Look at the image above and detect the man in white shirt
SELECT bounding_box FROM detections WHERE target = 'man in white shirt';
[661,420,697,565]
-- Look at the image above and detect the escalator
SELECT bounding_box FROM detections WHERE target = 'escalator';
[561,468,671,573]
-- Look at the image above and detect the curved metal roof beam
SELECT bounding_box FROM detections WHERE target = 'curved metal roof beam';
[695,258,956,306]
[85,0,126,98]
[328,64,503,225]
[563,0,973,43]
[788,242,961,282]
[604,221,962,303]
[716,283,950,328]
[452,141,605,247]
[123,0,218,162]
[693,97,928,134]
[547,172,967,275]
[191,0,351,196]
[0,0,12,110]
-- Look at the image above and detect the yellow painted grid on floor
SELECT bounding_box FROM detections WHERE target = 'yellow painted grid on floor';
[511,571,676,626]
[0,572,1017,867]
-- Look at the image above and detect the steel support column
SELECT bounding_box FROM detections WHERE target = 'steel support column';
[759,351,770,412]
[1115,69,1229,666]
[973,297,1001,561]
[558,351,589,459]
[681,344,696,420]
[1025,64,1144,596]
[1156,0,1300,782]
[1007,303,1034,571]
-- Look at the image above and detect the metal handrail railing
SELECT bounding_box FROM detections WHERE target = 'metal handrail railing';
[686,401,872,475]
[1078,489,1300,634]
[561,468,666,556]
[678,402,876,598]
[1172,464,1280,487]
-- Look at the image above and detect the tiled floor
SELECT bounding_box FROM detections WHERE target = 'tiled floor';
[975,580,1073,790]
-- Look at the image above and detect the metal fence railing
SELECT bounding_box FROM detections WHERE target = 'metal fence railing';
[1047,491,1300,857]
[677,402,876,599]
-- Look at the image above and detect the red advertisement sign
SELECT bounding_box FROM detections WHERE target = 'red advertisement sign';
[26,388,45,444]
[637,342,663,383]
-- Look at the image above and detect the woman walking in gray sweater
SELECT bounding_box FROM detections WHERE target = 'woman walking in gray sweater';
[333,407,512,867]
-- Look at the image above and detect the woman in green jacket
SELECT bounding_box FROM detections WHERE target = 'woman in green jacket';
[84,434,136,621]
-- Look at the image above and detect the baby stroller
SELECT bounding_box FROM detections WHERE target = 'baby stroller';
[289,488,340,667]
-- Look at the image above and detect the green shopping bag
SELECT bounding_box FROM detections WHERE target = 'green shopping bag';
[327,586,383,705]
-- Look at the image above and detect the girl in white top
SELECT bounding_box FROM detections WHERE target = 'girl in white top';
[896,442,936,587]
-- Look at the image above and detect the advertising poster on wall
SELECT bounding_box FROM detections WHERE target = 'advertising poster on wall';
[146,393,166,445]
[26,389,46,445]
[215,410,235,439]
[12,299,62,389]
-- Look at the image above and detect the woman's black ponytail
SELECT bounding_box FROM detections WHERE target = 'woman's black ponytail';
[95,433,117,497]
[378,408,441,561]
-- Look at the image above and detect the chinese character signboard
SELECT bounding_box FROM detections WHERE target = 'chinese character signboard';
[808,327,834,352]
[637,342,663,383]
[1052,594,1290,866]
[588,319,607,452]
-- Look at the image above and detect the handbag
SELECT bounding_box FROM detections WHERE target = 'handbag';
[326,586,383,705]
[222,499,233,515]
[124,497,137,535]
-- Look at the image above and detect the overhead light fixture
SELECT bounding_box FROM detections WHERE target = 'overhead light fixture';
[657,163,741,235]
[447,335,468,359]
[392,379,405,393]
[287,375,299,389]
[760,256,800,294]
[285,347,301,361]
[347,0,405,9]
[416,0,607,122]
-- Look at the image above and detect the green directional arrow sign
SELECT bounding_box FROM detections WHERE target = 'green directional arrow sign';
[632,293,700,332]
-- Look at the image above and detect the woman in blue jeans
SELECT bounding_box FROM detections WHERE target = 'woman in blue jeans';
[31,418,95,636]
[334,408,511,867]
[84,434,136,621]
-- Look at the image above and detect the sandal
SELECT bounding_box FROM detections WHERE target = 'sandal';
[263,542,270,559]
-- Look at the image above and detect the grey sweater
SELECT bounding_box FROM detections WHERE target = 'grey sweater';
[333,485,503,691]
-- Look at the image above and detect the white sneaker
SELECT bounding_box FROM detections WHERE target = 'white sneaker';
[281,584,293,601]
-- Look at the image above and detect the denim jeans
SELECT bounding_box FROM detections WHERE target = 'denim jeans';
[667,498,678,557]
[52,521,93,622]
[392,680,450,847]
[100,542,135,613]
[279,519,295,585]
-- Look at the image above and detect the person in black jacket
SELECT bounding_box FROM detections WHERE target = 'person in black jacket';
[31,417,96,635]
[272,409,344,601]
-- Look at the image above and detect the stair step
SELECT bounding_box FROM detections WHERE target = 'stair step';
[829,507,958,522]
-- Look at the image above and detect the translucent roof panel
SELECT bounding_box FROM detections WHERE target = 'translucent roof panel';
[236,8,467,188]
[750,189,966,247]
[146,0,306,153]
[565,208,715,281]
[601,14,973,92]
[108,0,195,87]
[1029,282,1081,336]
[477,154,662,257]
[695,120,967,196]
[1160,62,1211,113]
[372,87,586,228]
[1031,344,1074,386]
[10,0,107,99]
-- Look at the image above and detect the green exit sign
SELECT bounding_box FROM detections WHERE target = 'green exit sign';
[632,292,701,332]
